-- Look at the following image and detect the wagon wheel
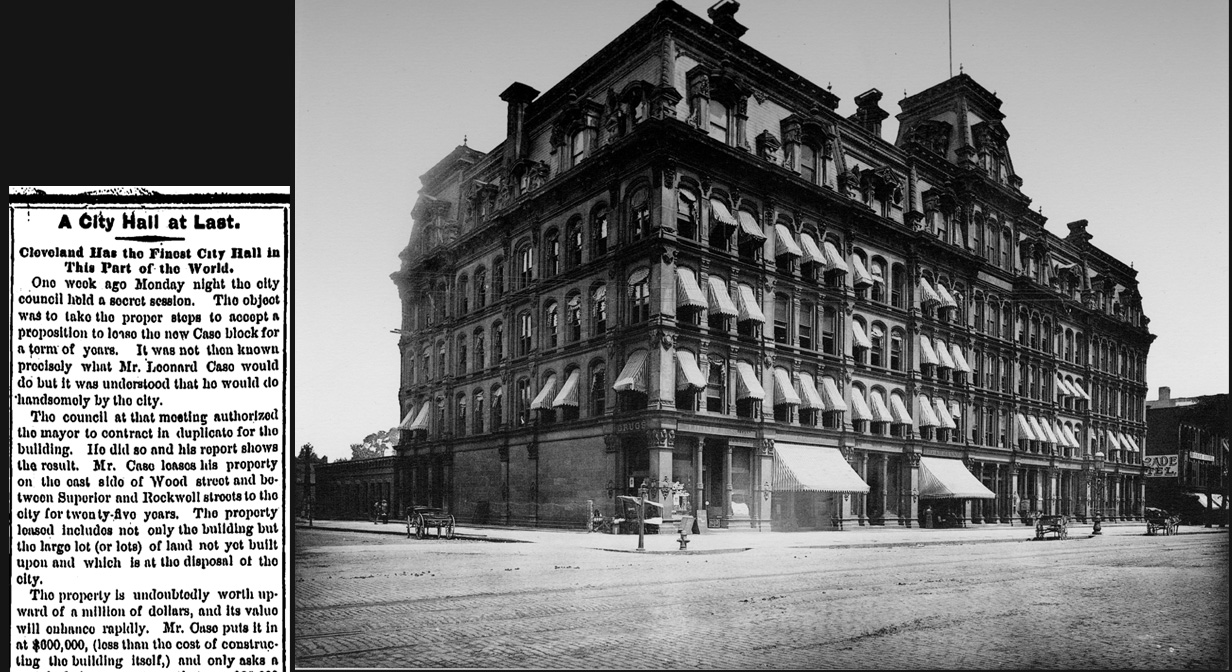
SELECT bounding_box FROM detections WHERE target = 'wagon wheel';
[444,515,455,540]
[406,512,414,538]
[1059,524,1068,540]
[414,513,427,540]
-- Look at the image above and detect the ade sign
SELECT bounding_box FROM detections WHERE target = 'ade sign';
[1143,454,1179,478]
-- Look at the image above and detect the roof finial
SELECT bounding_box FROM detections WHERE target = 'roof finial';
[463,134,468,147]
[959,63,964,74]
[827,82,832,91]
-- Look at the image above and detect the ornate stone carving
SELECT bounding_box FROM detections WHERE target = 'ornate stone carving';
[760,438,775,456]
[647,429,676,450]
[603,434,620,453]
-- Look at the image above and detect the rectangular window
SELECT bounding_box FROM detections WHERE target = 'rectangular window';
[774,294,789,344]
[821,306,837,354]
[799,302,814,350]
[708,99,729,142]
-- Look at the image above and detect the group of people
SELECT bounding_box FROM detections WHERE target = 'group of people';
[373,499,390,524]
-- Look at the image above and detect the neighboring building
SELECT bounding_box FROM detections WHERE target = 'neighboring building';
[389,0,1153,531]
[313,456,396,521]
[1144,387,1229,524]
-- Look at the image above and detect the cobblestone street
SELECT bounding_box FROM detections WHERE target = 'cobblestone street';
[294,525,1228,669]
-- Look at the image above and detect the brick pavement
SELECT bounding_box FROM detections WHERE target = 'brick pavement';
[294,522,1228,669]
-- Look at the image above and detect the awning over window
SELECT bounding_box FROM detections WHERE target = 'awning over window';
[919,277,941,305]
[774,224,802,257]
[405,404,431,432]
[821,376,848,412]
[950,344,972,373]
[917,394,940,427]
[936,282,958,308]
[869,390,892,423]
[1189,492,1211,508]
[1027,416,1047,443]
[736,284,765,323]
[1117,433,1134,453]
[852,320,871,348]
[1071,380,1091,400]
[676,268,706,309]
[552,369,581,407]
[934,397,956,429]
[709,198,738,230]
[850,254,874,288]
[822,241,849,273]
[797,371,826,410]
[1055,375,1075,397]
[1055,421,1076,448]
[531,373,558,410]
[1035,417,1058,444]
[934,338,955,369]
[773,368,801,406]
[613,351,648,393]
[799,233,827,266]
[850,387,872,420]
[773,443,870,494]
[1106,430,1121,452]
[918,457,996,499]
[675,350,706,391]
[918,334,939,366]
[737,210,766,241]
[1015,413,1036,441]
[949,400,962,422]
[1123,434,1141,452]
[890,394,914,425]
[1062,425,1081,449]
[707,276,739,317]
[735,361,765,400]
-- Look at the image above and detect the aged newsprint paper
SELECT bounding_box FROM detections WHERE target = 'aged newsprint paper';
[10,188,291,672]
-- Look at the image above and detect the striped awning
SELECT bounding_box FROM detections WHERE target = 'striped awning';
[797,371,826,410]
[1035,417,1058,444]
[737,210,766,241]
[918,457,996,499]
[773,443,869,494]
[850,386,872,420]
[950,400,963,423]
[675,350,706,391]
[869,390,892,423]
[707,276,739,317]
[774,224,802,257]
[935,338,955,369]
[891,394,914,426]
[799,233,827,266]
[1056,375,1075,397]
[1071,380,1091,400]
[1015,413,1036,441]
[1124,434,1141,452]
[917,395,940,427]
[950,344,971,373]
[822,241,849,273]
[935,397,956,429]
[852,320,872,348]
[736,361,765,400]
[676,268,707,309]
[1118,432,1134,453]
[821,376,848,412]
[851,254,874,288]
[709,198,738,230]
[531,373,558,410]
[737,284,765,323]
[1106,430,1121,452]
[919,334,939,366]
[1054,421,1076,448]
[919,277,942,305]
[773,368,801,406]
[552,369,581,407]
[613,351,648,393]
[1062,425,1081,449]
[936,282,958,308]
[1027,416,1047,443]
[406,403,431,432]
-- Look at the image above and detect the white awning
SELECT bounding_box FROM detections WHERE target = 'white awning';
[406,403,431,432]
[398,406,416,429]
[918,334,939,366]
[774,224,802,257]
[851,254,874,288]
[850,386,872,420]
[882,394,908,425]
[1106,430,1121,452]
[822,241,849,273]
[707,276,739,317]
[918,457,996,499]
[950,344,971,373]
[531,373,558,410]
[1015,413,1036,441]
[1124,434,1141,452]
[799,233,827,266]
[737,210,766,241]
[773,444,869,494]
[949,400,962,421]
[1027,416,1047,443]
[1117,433,1134,453]
[919,277,941,305]
[773,368,801,406]
[869,390,892,423]
[675,350,706,390]
[934,338,955,369]
[1062,425,1081,449]
[552,369,581,407]
[1055,421,1076,448]
[709,198,738,230]
[852,320,872,348]
[676,268,707,309]
[936,282,958,308]
[935,397,956,429]
[613,351,648,393]
[797,371,826,410]
[736,361,765,400]
[1072,380,1091,400]
[1036,417,1059,444]
[1056,375,1075,397]
[917,394,940,427]
[736,284,765,323]
[821,376,848,412]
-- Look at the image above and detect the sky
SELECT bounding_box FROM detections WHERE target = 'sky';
[295,0,1229,462]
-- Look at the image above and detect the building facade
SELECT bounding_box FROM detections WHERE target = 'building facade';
[390,0,1154,531]
[1144,387,1229,524]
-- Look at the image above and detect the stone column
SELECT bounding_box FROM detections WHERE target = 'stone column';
[904,453,920,528]
[758,438,774,531]
[857,452,869,526]
[972,462,984,524]
[876,453,888,525]
[1048,468,1059,515]
[1137,478,1146,519]
[1009,466,1020,525]
[725,443,734,519]
[647,429,676,524]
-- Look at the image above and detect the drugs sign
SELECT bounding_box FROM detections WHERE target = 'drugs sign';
[1143,454,1178,477]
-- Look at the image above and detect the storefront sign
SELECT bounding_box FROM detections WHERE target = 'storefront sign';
[1189,452,1215,463]
[1143,454,1179,477]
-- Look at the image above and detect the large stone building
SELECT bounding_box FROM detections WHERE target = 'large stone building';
[1144,387,1229,524]
[389,0,1153,531]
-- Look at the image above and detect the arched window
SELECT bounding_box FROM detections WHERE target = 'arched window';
[456,334,467,375]
[517,242,534,289]
[1001,229,1012,270]
[421,346,431,382]
[988,300,999,336]
[566,292,582,342]
[490,384,504,429]
[870,322,885,368]
[589,360,606,417]
[544,301,559,348]
[706,357,727,414]
[799,300,815,350]
[890,328,904,371]
[492,321,504,363]
[566,218,584,269]
[516,377,532,426]
[492,257,505,299]
[435,395,446,435]
[986,219,998,263]
[543,229,560,278]
[629,188,651,241]
[822,305,838,355]
[455,393,467,436]
[591,205,609,257]
[677,190,698,240]
[457,274,470,316]
[517,311,532,357]
[773,292,790,344]
[591,283,607,334]
[472,389,485,435]
[437,340,446,378]
[852,315,869,364]
[890,263,906,308]
[871,257,887,303]
[474,267,487,309]
[473,328,485,370]
[628,268,650,323]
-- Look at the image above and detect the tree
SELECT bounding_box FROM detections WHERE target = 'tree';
[349,429,395,461]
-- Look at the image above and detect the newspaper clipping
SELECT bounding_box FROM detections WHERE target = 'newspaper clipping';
[10,190,290,671]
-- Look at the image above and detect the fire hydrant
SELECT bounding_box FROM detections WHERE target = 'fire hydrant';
[678,528,690,550]
[1092,511,1103,535]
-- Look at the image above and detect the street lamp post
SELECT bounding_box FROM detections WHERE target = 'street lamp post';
[1093,451,1105,535]
[637,478,649,552]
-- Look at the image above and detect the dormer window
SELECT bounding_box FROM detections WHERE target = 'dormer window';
[800,144,818,184]
[708,99,729,142]
[570,130,586,167]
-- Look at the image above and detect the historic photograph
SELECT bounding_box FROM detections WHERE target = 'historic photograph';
[294,1,1229,668]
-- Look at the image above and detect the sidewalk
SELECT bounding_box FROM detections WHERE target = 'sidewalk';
[295,516,1226,554]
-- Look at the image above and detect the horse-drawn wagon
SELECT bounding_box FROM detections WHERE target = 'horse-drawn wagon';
[406,505,455,539]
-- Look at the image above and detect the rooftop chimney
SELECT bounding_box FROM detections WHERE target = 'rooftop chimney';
[707,0,747,39]
[850,89,889,138]
[499,82,539,171]
[1159,386,1171,401]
